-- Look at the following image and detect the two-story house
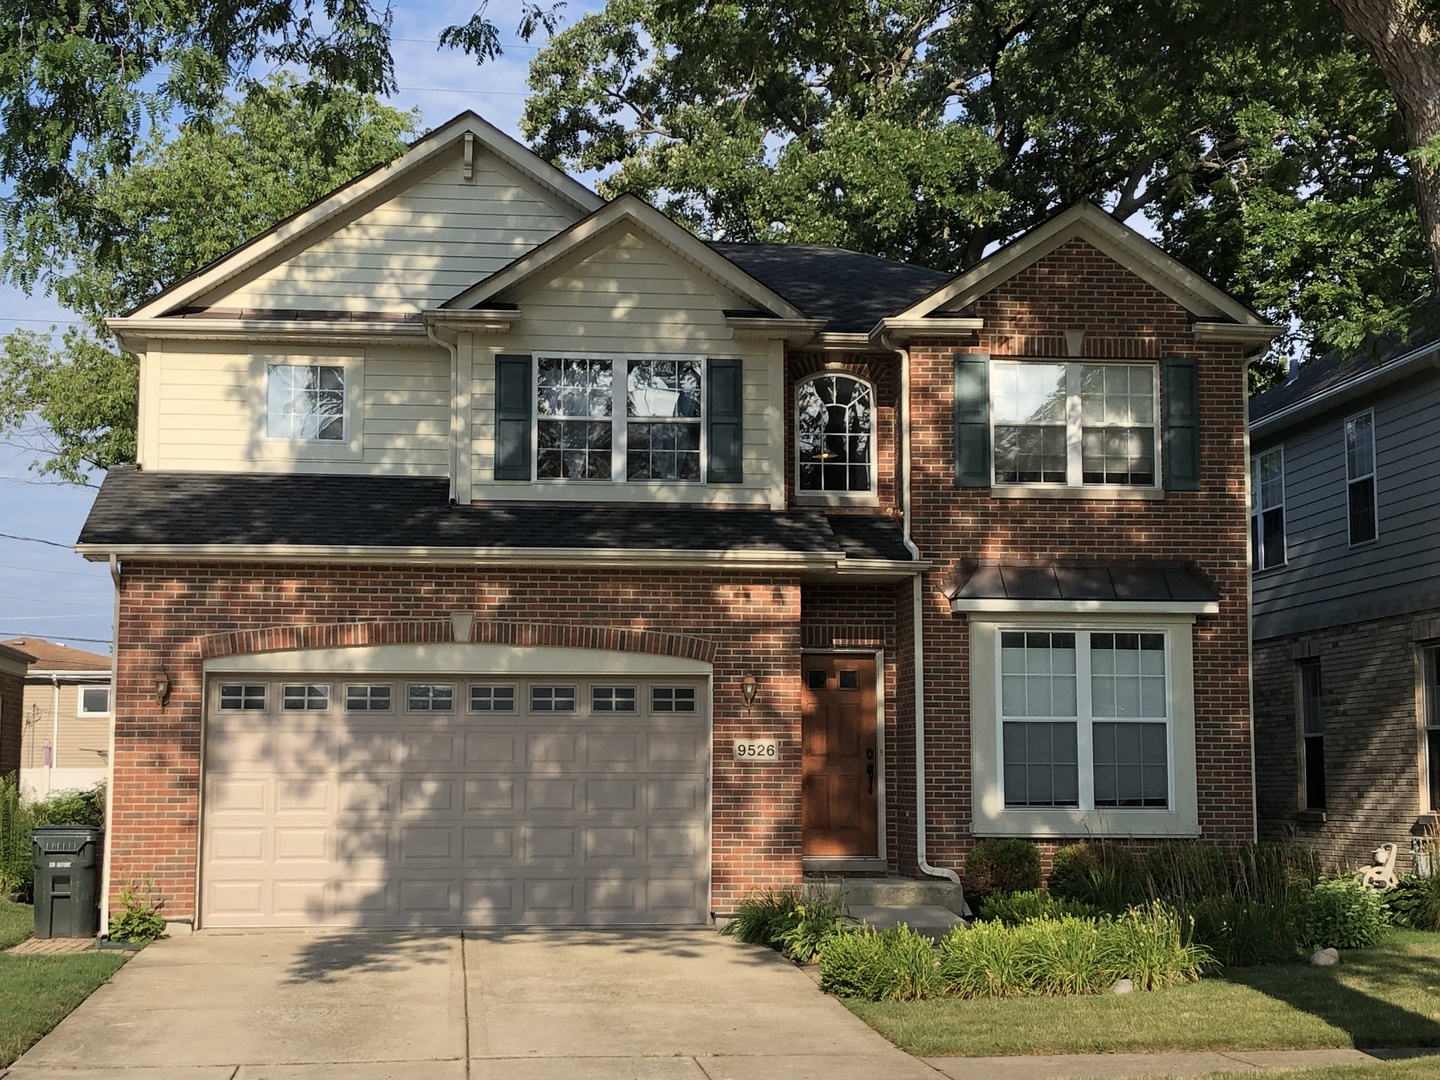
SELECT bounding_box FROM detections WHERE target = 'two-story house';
[77,113,1272,930]
[1250,323,1440,872]
[1,638,113,798]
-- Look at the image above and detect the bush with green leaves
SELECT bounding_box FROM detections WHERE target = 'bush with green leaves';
[0,779,107,901]
[721,886,847,962]
[977,888,1097,926]
[1047,840,1140,913]
[29,783,106,829]
[964,838,1041,900]
[1387,874,1440,932]
[818,924,940,1001]
[1305,876,1389,949]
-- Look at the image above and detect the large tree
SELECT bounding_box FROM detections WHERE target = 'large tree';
[0,78,419,482]
[522,0,1430,371]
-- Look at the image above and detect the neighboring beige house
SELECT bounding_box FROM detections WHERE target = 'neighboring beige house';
[1,638,112,798]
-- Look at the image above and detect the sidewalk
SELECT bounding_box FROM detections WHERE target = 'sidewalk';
[925,1046,1438,1079]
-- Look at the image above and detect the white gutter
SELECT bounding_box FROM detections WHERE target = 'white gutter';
[882,331,963,893]
[101,555,120,936]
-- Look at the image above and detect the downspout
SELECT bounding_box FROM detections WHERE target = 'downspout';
[882,332,962,890]
[1243,359,1259,842]
[101,554,121,935]
[50,674,60,786]
[424,321,462,504]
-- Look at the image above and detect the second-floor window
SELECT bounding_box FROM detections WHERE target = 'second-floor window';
[1251,447,1286,571]
[991,361,1157,488]
[797,374,874,494]
[1345,410,1377,545]
[266,364,345,441]
[536,356,703,482]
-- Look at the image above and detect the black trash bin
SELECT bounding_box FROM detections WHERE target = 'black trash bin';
[32,826,104,939]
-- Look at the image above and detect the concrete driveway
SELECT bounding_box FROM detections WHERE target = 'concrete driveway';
[1,929,938,1080]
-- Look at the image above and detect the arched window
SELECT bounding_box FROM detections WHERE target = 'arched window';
[796,374,874,493]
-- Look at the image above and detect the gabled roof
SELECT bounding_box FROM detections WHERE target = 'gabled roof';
[898,203,1271,332]
[707,243,951,335]
[127,112,604,320]
[1,637,109,672]
[442,195,809,321]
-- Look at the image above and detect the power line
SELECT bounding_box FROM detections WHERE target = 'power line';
[0,532,73,549]
[0,562,106,578]
[0,632,111,644]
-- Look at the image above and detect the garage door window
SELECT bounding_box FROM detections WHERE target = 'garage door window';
[593,686,637,712]
[407,683,455,711]
[283,684,330,710]
[345,685,393,711]
[653,687,697,712]
[219,684,266,710]
[469,685,516,712]
[531,686,576,711]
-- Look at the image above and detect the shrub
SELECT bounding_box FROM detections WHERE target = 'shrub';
[1305,877,1389,949]
[977,888,1097,925]
[818,925,940,1001]
[108,884,166,944]
[29,783,106,829]
[1385,875,1440,933]
[0,776,34,900]
[1047,840,1139,913]
[721,886,847,961]
[965,838,1041,900]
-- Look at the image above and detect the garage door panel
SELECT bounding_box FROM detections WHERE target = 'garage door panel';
[204,672,709,928]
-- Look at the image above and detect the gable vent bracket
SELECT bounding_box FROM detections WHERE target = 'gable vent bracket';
[462,132,476,181]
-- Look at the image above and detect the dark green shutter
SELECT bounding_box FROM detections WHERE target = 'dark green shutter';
[1162,356,1200,491]
[708,358,744,483]
[953,353,991,487]
[494,353,532,481]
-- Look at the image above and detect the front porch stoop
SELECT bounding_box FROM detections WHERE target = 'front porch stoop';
[806,876,969,939]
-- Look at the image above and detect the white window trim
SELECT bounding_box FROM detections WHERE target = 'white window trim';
[1252,445,1286,572]
[794,372,879,505]
[1344,409,1379,547]
[969,611,1199,837]
[77,685,111,717]
[531,351,708,485]
[251,353,363,462]
[990,359,1162,493]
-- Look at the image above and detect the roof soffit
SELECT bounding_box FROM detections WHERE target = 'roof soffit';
[442,195,809,321]
[126,112,604,321]
[898,203,1269,330]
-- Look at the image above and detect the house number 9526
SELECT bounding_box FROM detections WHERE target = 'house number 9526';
[733,738,779,761]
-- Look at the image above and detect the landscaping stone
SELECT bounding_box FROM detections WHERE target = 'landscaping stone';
[1310,947,1340,966]
[1112,978,1135,994]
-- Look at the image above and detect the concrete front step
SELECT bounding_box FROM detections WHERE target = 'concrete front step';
[805,875,969,915]
[847,903,967,940]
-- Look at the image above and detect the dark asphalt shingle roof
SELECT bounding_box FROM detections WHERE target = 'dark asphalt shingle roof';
[708,242,951,334]
[951,563,1219,604]
[79,467,914,563]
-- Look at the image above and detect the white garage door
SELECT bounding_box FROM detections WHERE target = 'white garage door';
[200,673,710,928]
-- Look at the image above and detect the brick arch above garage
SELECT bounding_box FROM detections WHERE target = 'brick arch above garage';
[196,619,719,665]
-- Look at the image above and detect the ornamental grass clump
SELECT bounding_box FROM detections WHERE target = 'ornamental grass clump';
[721,886,847,962]
[1102,901,1211,989]
[817,924,940,1001]
[977,888,1098,926]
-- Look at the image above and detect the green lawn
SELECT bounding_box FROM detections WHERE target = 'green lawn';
[1137,1063,1440,1080]
[0,899,128,1068]
[847,929,1440,1058]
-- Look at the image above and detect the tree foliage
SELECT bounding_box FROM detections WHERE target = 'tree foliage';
[522,0,1432,369]
[0,78,419,482]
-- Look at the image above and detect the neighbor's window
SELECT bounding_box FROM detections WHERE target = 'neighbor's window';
[78,686,111,716]
[797,374,874,494]
[1425,647,1440,812]
[535,356,702,482]
[1251,446,1286,571]
[1000,629,1170,810]
[1298,661,1325,810]
[1345,411,1377,545]
[266,364,345,441]
[991,361,1156,487]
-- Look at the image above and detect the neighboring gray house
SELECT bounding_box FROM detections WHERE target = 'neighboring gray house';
[1249,323,1440,873]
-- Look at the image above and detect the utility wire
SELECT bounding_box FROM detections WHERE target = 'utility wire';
[0,531,73,549]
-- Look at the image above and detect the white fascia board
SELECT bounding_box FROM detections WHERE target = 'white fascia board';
[126,112,602,320]
[443,196,808,321]
[724,316,827,343]
[107,317,432,348]
[830,559,929,576]
[897,204,1269,330]
[950,598,1219,615]
[868,317,983,343]
[24,669,112,681]
[422,309,520,336]
[78,543,841,572]
[1192,322,1283,345]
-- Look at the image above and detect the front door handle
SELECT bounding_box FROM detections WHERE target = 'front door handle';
[866,762,875,794]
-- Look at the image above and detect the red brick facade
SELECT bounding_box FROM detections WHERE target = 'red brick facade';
[0,661,25,781]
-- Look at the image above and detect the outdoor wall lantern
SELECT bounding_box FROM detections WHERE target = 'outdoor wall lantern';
[154,671,172,707]
[741,674,758,711]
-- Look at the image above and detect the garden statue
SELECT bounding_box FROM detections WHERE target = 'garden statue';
[1357,843,1399,890]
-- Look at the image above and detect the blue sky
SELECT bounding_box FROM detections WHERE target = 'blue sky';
[0,1,604,653]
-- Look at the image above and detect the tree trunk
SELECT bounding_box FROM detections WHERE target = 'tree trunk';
[1331,0,1440,284]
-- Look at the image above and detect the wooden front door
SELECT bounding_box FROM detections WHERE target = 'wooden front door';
[801,654,878,856]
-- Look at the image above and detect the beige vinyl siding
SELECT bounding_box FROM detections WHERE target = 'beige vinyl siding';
[150,340,453,474]
[193,147,582,313]
[466,228,784,506]
[19,682,110,769]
